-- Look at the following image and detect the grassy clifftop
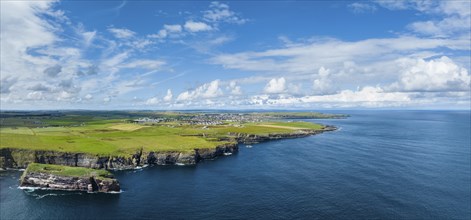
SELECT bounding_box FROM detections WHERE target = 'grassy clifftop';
[0,111,337,157]
[23,163,113,180]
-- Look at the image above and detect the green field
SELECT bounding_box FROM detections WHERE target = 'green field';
[0,111,330,157]
[0,123,225,155]
[23,163,113,180]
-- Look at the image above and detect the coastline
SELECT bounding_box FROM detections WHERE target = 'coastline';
[0,125,336,170]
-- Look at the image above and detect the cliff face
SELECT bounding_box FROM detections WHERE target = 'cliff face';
[195,143,239,161]
[19,171,120,193]
[1,126,335,170]
[235,126,336,144]
[0,143,239,170]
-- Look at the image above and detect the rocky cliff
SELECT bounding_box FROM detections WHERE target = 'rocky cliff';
[235,126,336,144]
[19,164,120,193]
[0,143,239,170]
[1,126,335,170]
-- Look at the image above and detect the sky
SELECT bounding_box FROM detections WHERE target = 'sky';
[0,0,470,110]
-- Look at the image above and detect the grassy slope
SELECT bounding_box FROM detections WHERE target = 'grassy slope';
[1,118,326,156]
[24,163,113,180]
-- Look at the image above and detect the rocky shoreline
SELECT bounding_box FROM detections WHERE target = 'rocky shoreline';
[1,125,336,170]
[19,163,121,193]
[20,172,121,193]
[0,143,239,170]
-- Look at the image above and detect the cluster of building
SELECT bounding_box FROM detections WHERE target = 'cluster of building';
[131,113,265,126]
[185,113,264,125]
[132,117,165,124]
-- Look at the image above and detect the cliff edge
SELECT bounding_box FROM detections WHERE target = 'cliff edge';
[19,163,120,193]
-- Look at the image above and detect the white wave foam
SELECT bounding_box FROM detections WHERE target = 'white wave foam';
[19,186,122,194]
[4,168,25,172]
[107,190,123,194]
[86,190,122,194]
[35,192,83,199]
[18,186,41,191]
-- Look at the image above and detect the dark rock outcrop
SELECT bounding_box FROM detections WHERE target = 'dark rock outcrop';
[195,143,239,162]
[19,171,120,193]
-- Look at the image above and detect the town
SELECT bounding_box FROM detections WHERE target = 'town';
[130,112,344,126]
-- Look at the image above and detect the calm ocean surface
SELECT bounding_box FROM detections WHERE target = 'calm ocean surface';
[1,110,470,219]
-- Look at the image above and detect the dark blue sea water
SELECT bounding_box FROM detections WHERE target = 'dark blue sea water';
[1,110,470,219]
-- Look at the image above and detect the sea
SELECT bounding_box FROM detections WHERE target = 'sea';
[1,110,470,219]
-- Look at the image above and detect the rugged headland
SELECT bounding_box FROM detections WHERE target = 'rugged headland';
[1,111,341,170]
[20,163,120,193]
[1,111,342,192]
[1,125,336,170]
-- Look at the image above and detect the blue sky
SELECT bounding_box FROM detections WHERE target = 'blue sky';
[1,0,470,110]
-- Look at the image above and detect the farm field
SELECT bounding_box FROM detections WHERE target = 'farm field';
[0,111,333,156]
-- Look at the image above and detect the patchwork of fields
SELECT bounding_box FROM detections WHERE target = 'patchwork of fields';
[0,112,328,156]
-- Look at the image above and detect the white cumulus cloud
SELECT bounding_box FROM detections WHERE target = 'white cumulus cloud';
[146,97,159,105]
[264,77,286,94]
[177,80,223,101]
[312,67,335,95]
[164,89,173,101]
[392,56,470,92]
[228,81,242,95]
[250,86,411,108]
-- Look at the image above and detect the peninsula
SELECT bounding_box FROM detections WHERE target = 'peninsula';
[0,111,343,170]
[0,111,344,192]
